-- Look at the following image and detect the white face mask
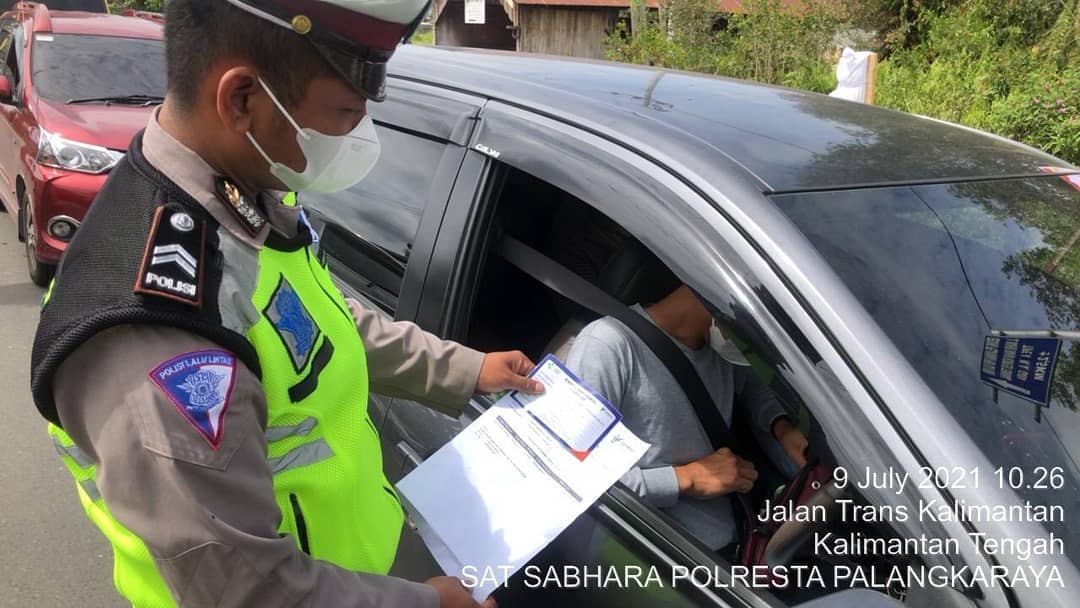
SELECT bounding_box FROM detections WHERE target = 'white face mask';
[247,77,380,194]
[709,320,751,366]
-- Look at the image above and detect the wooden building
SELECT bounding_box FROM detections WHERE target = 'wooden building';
[432,0,653,58]
[431,0,807,59]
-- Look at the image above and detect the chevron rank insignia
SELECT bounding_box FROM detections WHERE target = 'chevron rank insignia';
[134,206,205,307]
[149,349,237,449]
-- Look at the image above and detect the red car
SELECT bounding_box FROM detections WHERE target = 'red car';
[0,2,164,285]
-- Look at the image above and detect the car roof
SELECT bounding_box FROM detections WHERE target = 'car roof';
[34,11,162,39]
[388,46,1075,193]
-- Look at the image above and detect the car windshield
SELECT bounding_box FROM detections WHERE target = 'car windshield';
[772,174,1080,566]
[33,0,107,10]
[31,34,164,103]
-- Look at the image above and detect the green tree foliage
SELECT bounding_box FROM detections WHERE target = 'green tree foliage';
[109,0,164,12]
[877,0,1080,165]
[605,0,844,93]
[604,0,1080,165]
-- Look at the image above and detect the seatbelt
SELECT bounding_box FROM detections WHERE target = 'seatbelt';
[498,236,738,451]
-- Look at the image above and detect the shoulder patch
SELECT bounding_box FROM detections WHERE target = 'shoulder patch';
[134,206,205,307]
[215,175,267,236]
[149,350,237,449]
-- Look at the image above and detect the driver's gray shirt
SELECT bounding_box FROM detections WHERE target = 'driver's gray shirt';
[565,305,787,550]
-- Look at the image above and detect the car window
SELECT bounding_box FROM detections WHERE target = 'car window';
[38,0,108,11]
[5,42,17,86]
[773,176,1080,568]
[0,21,18,88]
[0,21,14,61]
[458,163,962,605]
[302,126,446,262]
[30,34,164,102]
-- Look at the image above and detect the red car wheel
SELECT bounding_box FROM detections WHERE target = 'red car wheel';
[20,190,55,287]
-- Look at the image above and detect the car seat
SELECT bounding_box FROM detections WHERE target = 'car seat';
[544,238,681,360]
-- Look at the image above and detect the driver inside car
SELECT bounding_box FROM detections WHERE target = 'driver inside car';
[565,284,809,552]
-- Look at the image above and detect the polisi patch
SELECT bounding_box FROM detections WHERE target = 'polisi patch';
[144,271,197,296]
[264,276,321,372]
[149,350,237,449]
[135,206,205,306]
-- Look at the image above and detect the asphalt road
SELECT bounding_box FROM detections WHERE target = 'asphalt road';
[0,213,122,607]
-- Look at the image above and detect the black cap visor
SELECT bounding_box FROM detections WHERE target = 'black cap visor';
[312,42,391,102]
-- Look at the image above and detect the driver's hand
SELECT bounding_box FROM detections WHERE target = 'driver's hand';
[773,418,809,468]
[674,447,757,498]
[425,576,497,608]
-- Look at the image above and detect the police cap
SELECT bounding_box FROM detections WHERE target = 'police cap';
[224,0,430,101]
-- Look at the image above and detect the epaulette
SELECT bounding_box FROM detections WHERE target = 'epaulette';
[133,206,206,307]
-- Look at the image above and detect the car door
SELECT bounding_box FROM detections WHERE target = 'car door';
[299,78,489,584]
[381,102,789,607]
[0,19,21,207]
[382,101,1003,608]
[300,78,483,431]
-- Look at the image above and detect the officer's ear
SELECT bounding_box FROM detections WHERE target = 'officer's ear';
[215,66,261,135]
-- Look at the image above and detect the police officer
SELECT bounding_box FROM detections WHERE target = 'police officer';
[29,1,545,606]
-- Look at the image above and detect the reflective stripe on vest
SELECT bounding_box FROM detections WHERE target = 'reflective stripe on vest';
[268,438,335,475]
[266,416,318,442]
[52,434,92,467]
[80,477,102,502]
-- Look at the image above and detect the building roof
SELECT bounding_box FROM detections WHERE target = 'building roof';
[388,46,1070,193]
[514,0,659,6]
[513,0,804,10]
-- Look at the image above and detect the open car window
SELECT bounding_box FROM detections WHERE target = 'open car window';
[461,161,952,606]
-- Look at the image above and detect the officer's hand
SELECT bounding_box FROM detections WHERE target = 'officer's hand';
[772,418,809,468]
[477,351,544,395]
[425,576,497,608]
[674,448,757,498]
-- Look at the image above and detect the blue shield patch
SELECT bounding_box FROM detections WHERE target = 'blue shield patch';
[149,350,237,448]
[265,277,321,372]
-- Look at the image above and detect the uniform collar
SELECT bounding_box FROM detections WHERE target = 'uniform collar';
[140,107,301,249]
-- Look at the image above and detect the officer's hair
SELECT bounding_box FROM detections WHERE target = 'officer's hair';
[164,0,336,113]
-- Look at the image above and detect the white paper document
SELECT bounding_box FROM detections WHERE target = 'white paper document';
[396,355,650,601]
[511,355,621,460]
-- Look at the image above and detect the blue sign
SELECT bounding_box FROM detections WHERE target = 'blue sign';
[980,336,1062,407]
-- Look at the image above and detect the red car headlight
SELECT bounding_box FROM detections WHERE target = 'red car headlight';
[37,129,124,174]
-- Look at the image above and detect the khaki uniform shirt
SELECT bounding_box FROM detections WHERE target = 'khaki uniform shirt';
[51,111,485,607]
